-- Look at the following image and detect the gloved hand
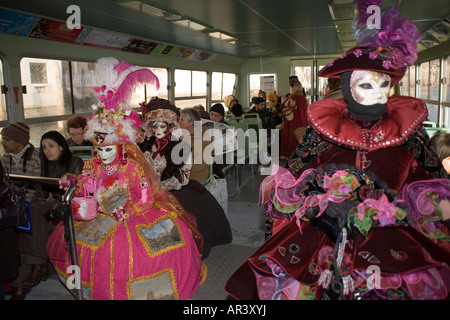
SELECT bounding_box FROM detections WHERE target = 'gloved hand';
[59,173,77,191]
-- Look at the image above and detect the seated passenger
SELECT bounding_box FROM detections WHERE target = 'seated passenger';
[193,104,210,120]
[230,103,245,117]
[209,103,229,125]
[248,97,277,130]
[204,104,237,178]
[140,98,232,259]
[66,115,93,147]
[47,57,206,300]
[6,130,83,300]
[431,131,450,175]
[179,108,211,183]
[1,122,39,300]
[224,95,238,114]
[66,115,93,160]
[323,78,343,100]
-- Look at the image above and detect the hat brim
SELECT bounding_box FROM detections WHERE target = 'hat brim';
[318,46,406,87]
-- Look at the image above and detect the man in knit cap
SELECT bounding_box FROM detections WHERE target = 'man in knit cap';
[1,122,42,300]
[209,103,230,125]
[1,122,40,177]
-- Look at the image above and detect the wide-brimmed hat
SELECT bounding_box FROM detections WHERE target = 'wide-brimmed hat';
[142,98,179,125]
[319,2,420,87]
[141,98,181,138]
[318,46,406,87]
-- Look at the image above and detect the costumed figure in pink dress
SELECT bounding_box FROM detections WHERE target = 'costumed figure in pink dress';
[279,77,309,159]
[225,0,450,300]
[46,57,206,300]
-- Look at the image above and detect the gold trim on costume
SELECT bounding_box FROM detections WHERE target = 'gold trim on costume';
[125,219,134,281]
[110,227,115,300]
[200,263,208,285]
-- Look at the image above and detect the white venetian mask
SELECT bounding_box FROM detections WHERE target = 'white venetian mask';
[350,70,391,105]
[97,145,117,164]
[152,121,168,139]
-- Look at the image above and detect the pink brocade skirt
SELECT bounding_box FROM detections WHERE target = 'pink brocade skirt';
[47,206,205,300]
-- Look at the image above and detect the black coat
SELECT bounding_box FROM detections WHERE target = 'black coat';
[0,162,20,282]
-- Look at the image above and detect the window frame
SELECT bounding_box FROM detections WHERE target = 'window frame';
[0,56,8,125]
[248,72,277,106]
[19,56,168,124]
[173,68,208,109]
[211,71,237,106]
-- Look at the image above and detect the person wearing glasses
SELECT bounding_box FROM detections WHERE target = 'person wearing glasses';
[65,115,93,147]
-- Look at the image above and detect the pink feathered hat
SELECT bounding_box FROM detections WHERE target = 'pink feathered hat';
[85,57,160,146]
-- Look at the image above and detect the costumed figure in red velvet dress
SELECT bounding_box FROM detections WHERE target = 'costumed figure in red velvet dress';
[225,0,450,300]
[46,57,206,300]
[279,77,309,159]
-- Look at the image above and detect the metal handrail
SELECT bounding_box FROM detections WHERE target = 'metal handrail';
[62,182,83,300]
[9,174,59,185]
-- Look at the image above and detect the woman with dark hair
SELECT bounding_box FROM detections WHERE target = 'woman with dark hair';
[9,131,83,299]
[40,131,84,178]
[230,103,245,117]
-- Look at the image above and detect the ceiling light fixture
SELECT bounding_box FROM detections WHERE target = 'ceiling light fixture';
[117,1,181,20]
[328,0,357,51]
[208,31,236,41]
[172,19,210,31]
